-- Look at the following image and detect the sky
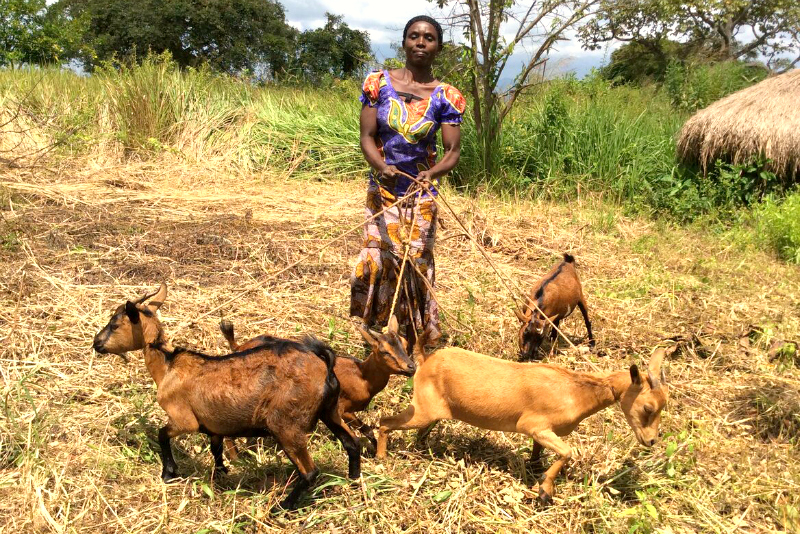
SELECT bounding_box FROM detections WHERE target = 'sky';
[280,0,620,83]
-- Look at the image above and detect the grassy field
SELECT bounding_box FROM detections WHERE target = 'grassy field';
[1,154,799,533]
[1,63,799,533]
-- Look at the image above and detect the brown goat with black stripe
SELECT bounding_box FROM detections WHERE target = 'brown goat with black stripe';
[516,253,594,360]
[220,315,415,452]
[92,284,360,512]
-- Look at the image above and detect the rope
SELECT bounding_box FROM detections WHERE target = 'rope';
[385,186,421,333]
[396,171,597,369]
[179,186,424,329]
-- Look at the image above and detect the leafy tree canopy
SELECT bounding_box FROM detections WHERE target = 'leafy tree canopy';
[56,0,297,75]
[581,0,800,73]
[1,0,86,67]
[292,13,372,82]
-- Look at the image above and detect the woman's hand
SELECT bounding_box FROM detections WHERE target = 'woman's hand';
[416,169,435,187]
[380,165,399,178]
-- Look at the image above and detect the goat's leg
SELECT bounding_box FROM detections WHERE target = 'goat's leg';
[344,412,377,453]
[209,434,229,474]
[321,410,361,479]
[273,436,319,513]
[549,319,561,342]
[377,405,438,460]
[158,423,191,482]
[577,300,595,350]
[157,407,199,482]
[223,438,239,462]
[527,441,545,474]
[529,441,544,463]
[525,429,572,504]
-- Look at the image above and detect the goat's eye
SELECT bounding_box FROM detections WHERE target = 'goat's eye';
[643,405,654,414]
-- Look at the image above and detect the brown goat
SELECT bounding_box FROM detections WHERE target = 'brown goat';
[377,337,668,503]
[220,316,415,451]
[92,284,360,512]
[516,253,594,360]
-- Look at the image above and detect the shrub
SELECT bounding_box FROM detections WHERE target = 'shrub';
[753,192,800,263]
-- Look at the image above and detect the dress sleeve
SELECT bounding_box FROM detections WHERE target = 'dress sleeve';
[360,71,385,108]
[438,84,467,124]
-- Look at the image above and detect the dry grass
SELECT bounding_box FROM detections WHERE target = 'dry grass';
[1,156,800,533]
[677,68,800,179]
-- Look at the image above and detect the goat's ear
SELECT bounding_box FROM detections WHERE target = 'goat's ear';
[125,301,141,324]
[387,315,399,335]
[147,283,167,310]
[629,364,642,386]
[358,325,379,348]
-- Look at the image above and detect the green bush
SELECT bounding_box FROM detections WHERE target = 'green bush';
[664,60,769,111]
[753,192,800,263]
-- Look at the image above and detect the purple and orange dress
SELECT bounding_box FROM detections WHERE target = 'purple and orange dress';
[349,70,466,341]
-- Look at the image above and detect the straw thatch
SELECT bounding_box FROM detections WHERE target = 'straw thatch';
[677,68,800,179]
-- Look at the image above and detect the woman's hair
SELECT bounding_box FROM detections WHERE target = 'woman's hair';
[403,16,443,46]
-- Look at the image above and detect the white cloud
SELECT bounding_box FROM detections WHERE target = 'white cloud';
[281,0,612,77]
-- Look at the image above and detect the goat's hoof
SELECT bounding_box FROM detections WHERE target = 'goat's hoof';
[161,471,179,483]
[271,499,297,515]
[215,465,229,475]
[537,488,553,505]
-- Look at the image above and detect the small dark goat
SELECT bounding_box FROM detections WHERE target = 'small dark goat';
[92,284,360,512]
[220,315,415,451]
[516,253,594,359]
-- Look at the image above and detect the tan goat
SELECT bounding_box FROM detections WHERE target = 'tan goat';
[377,340,668,502]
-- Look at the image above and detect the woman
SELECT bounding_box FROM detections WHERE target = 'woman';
[350,15,466,347]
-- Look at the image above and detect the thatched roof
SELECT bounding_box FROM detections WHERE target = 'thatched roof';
[677,68,800,179]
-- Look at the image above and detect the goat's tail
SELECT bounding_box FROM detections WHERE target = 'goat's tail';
[302,337,340,417]
[563,253,575,263]
[219,320,238,351]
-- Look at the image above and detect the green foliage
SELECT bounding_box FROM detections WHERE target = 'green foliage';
[582,0,800,70]
[664,60,769,111]
[291,13,372,83]
[57,0,296,75]
[752,192,800,263]
[0,0,87,66]
[601,40,684,84]
[2,57,795,239]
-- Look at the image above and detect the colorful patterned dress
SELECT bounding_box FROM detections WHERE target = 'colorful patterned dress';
[350,70,466,342]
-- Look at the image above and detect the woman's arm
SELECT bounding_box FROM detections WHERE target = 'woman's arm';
[418,123,461,184]
[360,105,398,178]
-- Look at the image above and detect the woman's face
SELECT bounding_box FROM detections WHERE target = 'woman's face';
[403,21,440,67]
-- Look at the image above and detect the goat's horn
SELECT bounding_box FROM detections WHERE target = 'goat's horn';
[647,369,661,390]
[649,347,665,373]
[132,287,160,305]
[147,283,168,310]
[514,306,527,322]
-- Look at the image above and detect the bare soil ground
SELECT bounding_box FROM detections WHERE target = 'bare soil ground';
[1,159,799,533]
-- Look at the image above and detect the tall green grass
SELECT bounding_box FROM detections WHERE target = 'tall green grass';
[0,57,791,238]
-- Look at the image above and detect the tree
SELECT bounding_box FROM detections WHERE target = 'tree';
[581,0,800,72]
[436,0,600,175]
[56,0,297,75]
[0,0,86,67]
[292,13,372,82]
[600,40,686,83]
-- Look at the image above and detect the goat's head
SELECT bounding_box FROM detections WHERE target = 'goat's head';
[358,316,416,376]
[619,348,669,447]
[93,284,167,355]
[515,306,551,360]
